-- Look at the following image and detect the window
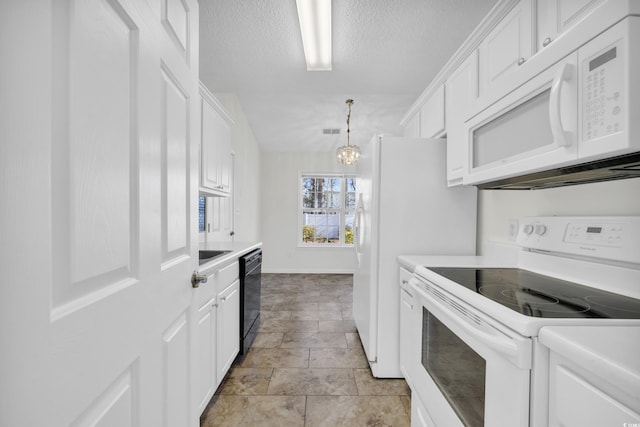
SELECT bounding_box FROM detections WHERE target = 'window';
[198,195,206,232]
[300,174,356,246]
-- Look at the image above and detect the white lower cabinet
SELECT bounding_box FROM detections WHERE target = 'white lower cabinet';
[216,279,240,382]
[195,296,217,415]
[193,260,240,416]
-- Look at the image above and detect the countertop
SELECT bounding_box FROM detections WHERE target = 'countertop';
[398,242,520,272]
[198,240,262,274]
[539,325,640,396]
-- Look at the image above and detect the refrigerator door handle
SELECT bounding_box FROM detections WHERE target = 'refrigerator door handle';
[354,194,365,265]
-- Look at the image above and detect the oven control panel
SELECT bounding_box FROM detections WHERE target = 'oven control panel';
[516,216,640,264]
[564,223,623,247]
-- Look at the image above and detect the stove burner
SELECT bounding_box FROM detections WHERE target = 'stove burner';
[427,267,640,319]
[585,295,640,314]
[478,284,592,315]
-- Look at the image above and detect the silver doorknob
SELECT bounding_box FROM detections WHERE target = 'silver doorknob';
[517,57,527,66]
[191,271,208,288]
[542,37,552,47]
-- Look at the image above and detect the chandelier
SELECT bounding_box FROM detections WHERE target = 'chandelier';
[336,99,360,165]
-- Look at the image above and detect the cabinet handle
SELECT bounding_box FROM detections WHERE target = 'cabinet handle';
[517,57,526,66]
[542,37,552,47]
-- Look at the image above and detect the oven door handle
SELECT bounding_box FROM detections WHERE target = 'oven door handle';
[410,278,531,368]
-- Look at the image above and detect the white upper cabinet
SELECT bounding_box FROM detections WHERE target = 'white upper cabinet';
[200,83,233,196]
[445,51,479,186]
[419,85,446,138]
[537,0,605,51]
[401,85,445,138]
[479,0,534,103]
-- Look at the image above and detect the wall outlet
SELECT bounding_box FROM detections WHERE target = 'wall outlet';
[507,219,519,242]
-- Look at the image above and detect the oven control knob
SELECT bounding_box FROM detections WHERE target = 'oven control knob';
[534,224,547,235]
[523,224,534,235]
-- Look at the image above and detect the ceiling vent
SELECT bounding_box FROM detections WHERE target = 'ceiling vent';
[323,129,340,135]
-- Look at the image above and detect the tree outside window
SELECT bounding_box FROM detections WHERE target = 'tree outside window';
[300,174,356,246]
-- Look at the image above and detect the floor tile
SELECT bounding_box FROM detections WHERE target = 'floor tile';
[201,395,305,427]
[260,310,292,320]
[309,347,368,368]
[305,395,410,427]
[267,368,358,395]
[258,318,318,333]
[217,368,273,395]
[290,310,343,320]
[354,368,411,396]
[236,348,309,368]
[251,332,284,348]
[318,319,357,333]
[346,332,362,348]
[280,332,348,348]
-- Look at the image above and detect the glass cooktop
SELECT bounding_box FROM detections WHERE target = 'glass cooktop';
[427,268,640,319]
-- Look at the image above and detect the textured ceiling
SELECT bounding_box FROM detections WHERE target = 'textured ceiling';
[200,0,498,152]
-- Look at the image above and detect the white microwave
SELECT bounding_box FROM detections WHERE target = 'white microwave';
[463,16,640,188]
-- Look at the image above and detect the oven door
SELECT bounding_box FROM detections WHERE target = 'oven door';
[409,276,532,427]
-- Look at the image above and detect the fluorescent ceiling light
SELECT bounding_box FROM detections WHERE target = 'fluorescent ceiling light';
[295,0,332,71]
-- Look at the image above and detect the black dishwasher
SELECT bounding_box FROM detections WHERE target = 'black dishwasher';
[238,249,261,355]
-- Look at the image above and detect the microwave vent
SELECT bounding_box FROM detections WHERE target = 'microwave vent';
[478,152,640,190]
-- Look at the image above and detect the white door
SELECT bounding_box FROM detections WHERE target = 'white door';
[0,1,200,426]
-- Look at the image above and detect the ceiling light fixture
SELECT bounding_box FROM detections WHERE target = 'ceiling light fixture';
[295,0,332,71]
[336,99,360,165]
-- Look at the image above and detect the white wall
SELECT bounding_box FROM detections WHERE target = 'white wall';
[260,152,358,273]
[478,178,640,254]
[213,93,261,243]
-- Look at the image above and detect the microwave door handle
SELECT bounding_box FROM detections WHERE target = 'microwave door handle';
[549,62,573,147]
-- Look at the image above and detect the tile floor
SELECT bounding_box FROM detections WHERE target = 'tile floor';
[201,273,411,427]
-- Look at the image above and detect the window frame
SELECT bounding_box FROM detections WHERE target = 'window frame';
[297,172,356,247]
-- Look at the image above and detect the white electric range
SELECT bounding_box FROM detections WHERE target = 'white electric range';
[399,216,640,427]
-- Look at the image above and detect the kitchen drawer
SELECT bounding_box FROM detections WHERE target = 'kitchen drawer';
[216,260,239,287]
[196,260,239,306]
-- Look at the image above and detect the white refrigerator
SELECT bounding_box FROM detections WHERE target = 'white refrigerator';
[353,135,477,378]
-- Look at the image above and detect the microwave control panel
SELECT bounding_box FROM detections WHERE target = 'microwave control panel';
[582,41,623,141]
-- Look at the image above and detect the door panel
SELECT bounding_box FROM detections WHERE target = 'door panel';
[162,312,191,427]
[161,64,190,264]
[51,0,140,316]
[0,1,200,426]
[70,369,135,427]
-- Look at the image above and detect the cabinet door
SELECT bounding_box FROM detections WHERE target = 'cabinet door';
[216,279,240,384]
[445,51,479,186]
[200,88,232,196]
[537,0,604,51]
[419,85,446,138]
[195,297,217,415]
[479,0,533,100]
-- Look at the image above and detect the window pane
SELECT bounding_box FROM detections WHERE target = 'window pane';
[345,192,355,209]
[300,175,355,245]
[198,196,206,232]
[344,210,355,244]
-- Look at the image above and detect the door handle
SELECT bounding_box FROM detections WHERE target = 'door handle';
[191,271,208,288]
[549,62,573,147]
